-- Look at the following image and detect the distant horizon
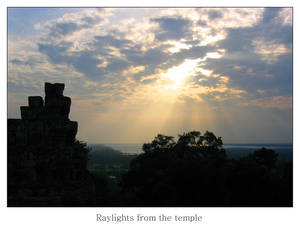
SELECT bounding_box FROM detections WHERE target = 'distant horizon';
[87,141,293,146]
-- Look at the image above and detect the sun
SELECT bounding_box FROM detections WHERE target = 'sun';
[162,59,199,88]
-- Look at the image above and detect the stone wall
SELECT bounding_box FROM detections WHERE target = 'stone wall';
[8,83,95,206]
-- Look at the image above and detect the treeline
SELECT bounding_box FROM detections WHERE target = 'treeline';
[87,145,136,205]
[88,131,292,207]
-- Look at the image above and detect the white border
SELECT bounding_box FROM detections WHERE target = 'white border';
[1,1,298,228]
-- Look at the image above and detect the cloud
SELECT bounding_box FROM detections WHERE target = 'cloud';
[124,46,169,67]
[152,16,192,41]
[276,8,292,26]
[38,42,72,64]
[252,38,290,64]
[10,8,293,113]
[35,9,216,86]
[38,8,111,39]
[71,51,105,78]
[194,8,264,29]
[9,57,44,67]
[8,8,293,144]
[208,10,223,20]
[239,96,292,110]
[49,22,80,36]
[262,7,282,24]
[10,59,23,64]
[94,35,132,49]
[202,8,292,99]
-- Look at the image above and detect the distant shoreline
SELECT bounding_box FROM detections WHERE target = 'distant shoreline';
[87,143,293,160]
[88,143,293,146]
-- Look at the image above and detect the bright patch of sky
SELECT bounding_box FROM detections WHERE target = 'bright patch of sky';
[8,8,292,144]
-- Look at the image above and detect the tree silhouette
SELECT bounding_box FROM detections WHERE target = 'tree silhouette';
[251,147,278,169]
[121,131,292,206]
[122,130,228,206]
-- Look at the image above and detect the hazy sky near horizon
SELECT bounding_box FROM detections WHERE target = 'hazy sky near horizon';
[7,8,292,144]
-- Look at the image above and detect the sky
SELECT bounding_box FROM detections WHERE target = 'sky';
[7,7,293,144]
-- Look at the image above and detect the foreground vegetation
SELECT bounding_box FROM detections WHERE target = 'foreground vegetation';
[88,131,292,206]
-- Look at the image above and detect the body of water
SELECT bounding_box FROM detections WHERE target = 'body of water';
[104,143,143,154]
[94,143,292,159]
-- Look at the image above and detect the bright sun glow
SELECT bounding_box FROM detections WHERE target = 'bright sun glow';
[162,59,200,88]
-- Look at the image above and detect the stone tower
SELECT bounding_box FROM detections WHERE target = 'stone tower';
[8,83,95,206]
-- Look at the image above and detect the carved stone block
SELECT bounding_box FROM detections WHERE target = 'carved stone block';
[28,96,43,108]
[20,106,43,120]
[44,96,71,119]
[45,82,65,97]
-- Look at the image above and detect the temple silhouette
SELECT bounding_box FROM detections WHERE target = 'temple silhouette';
[8,82,95,206]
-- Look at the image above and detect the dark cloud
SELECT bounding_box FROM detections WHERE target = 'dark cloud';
[10,58,42,66]
[105,58,129,72]
[262,7,282,24]
[140,78,158,84]
[46,13,102,38]
[123,44,212,82]
[38,42,72,64]
[37,28,213,84]
[10,59,23,64]
[38,35,132,80]
[204,52,292,98]
[38,42,106,78]
[125,47,169,67]
[198,76,224,88]
[81,14,102,24]
[202,8,292,98]
[208,10,223,20]
[152,16,192,41]
[94,35,131,48]
[173,45,212,60]
[36,7,292,99]
[71,51,104,78]
[197,20,207,26]
[37,11,216,84]
[50,22,79,36]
